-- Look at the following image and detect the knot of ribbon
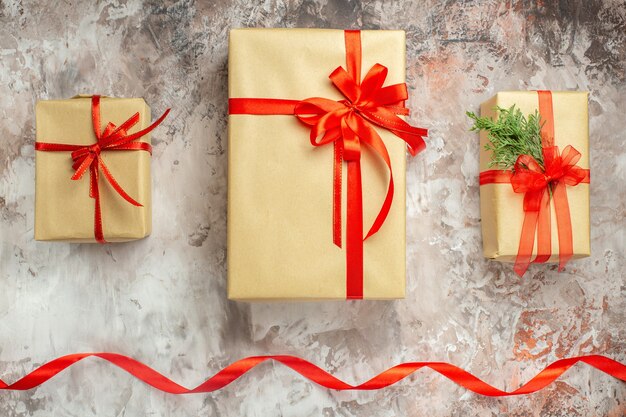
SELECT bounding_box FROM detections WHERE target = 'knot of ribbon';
[511,145,587,210]
[35,95,170,243]
[479,91,590,276]
[228,30,428,298]
[295,63,426,158]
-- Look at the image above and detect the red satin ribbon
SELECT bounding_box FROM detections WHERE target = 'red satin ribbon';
[229,30,428,299]
[0,353,623,396]
[35,96,170,243]
[479,91,590,276]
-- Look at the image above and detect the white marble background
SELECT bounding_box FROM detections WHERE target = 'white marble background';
[0,1,624,416]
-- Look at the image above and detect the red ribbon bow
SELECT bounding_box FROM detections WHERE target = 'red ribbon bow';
[509,145,588,276]
[295,60,427,243]
[479,91,590,276]
[511,145,588,208]
[229,30,427,298]
[35,95,170,243]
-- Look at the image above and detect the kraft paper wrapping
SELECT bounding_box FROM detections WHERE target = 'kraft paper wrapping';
[35,96,152,242]
[479,91,590,263]
[228,29,407,300]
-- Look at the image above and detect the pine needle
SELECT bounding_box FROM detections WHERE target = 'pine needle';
[467,105,544,171]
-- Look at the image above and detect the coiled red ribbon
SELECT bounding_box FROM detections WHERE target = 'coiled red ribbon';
[479,91,590,276]
[229,30,428,299]
[1,353,624,396]
[35,96,170,243]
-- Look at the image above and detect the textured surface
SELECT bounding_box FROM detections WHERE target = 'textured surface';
[0,0,624,416]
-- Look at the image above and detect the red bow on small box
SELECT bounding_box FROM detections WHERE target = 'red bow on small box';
[479,91,590,276]
[35,95,170,243]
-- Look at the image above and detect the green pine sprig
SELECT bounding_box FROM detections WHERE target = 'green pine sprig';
[467,105,544,171]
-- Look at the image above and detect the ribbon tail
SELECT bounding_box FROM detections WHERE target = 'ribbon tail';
[90,164,106,244]
[532,188,552,264]
[357,121,394,240]
[346,160,363,299]
[333,140,343,248]
[365,172,393,241]
[514,209,538,277]
[552,181,574,271]
[98,157,143,207]
[116,108,171,145]
[514,191,545,277]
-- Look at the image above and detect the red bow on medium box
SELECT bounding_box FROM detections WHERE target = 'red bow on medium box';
[35,96,170,243]
[229,30,428,299]
[480,91,590,276]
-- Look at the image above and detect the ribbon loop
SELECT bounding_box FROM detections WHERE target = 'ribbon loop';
[329,67,360,103]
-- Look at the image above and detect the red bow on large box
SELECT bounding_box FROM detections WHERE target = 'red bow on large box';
[229,30,428,299]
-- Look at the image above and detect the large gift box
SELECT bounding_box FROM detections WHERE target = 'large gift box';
[478,91,590,275]
[35,95,167,242]
[227,29,427,300]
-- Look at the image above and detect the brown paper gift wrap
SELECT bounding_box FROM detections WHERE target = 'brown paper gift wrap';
[35,96,152,242]
[228,29,409,300]
[479,91,590,263]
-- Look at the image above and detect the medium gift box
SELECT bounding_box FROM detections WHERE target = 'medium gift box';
[227,29,427,300]
[35,95,168,242]
[478,91,590,276]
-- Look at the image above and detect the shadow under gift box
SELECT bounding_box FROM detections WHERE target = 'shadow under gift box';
[479,91,590,264]
[227,29,410,301]
[35,96,152,242]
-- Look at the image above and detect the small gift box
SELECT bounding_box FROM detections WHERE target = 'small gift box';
[35,95,168,242]
[227,29,427,300]
[476,91,590,276]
